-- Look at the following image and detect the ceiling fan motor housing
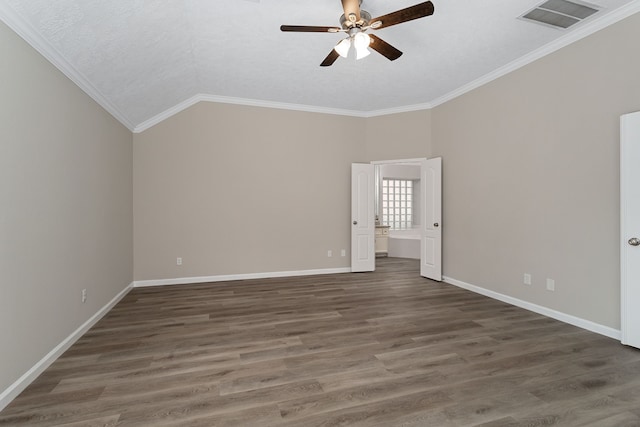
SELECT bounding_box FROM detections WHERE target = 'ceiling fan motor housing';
[340,10,371,29]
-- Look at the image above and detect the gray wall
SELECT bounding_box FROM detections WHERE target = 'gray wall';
[365,110,431,161]
[432,12,640,329]
[133,102,365,280]
[133,105,433,282]
[0,21,133,395]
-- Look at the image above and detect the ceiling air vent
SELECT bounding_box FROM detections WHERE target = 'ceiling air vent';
[521,0,600,29]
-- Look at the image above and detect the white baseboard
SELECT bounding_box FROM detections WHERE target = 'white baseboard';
[443,276,621,341]
[134,267,352,287]
[0,282,133,412]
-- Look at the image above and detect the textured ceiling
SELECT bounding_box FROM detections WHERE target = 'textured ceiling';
[1,0,639,132]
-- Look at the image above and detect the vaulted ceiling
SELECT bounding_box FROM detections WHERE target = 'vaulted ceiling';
[1,0,639,132]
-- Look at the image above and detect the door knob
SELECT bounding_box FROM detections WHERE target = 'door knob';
[629,237,640,246]
[353,221,358,225]
[434,223,439,227]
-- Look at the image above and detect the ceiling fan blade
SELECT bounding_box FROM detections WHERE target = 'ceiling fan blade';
[368,34,403,61]
[370,1,434,29]
[320,49,340,67]
[280,25,341,32]
[341,0,361,23]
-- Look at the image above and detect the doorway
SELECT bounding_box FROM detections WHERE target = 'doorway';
[351,158,442,280]
[374,161,422,259]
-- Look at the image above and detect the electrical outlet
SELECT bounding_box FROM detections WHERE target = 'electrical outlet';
[523,273,532,285]
[327,250,332,257]
[546,278,555,291]
[341,249,346,257]
[81,289,87,303]
[177,257,182,265]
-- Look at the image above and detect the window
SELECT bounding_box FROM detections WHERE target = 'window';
[382,179,413,230]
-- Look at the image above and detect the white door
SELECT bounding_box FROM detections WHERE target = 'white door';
[351,163,375,272]
[420,158,442,280]
[621,112,640,348]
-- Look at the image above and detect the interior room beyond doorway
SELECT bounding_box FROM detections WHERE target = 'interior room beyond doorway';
[374,160,423,261]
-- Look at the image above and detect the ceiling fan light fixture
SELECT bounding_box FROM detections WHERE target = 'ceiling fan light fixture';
[334,38,351,57]
[355,46,371,60]
[353,32,371,60]
[353,32,371,49]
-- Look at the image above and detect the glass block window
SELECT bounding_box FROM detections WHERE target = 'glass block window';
[382,179,413,230]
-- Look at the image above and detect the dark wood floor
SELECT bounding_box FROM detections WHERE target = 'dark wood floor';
[2,258,640,426]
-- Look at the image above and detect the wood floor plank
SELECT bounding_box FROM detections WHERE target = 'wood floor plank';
[577,411,640,427]
[277,388,453,427]
[2,257,640,426]
[55,414,121,427]
[277,371,444,421]
[441,389,546,426]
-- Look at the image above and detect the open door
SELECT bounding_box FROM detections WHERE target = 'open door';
[351,163,375,272]
[621,112,640,349]
[420,157,442,280]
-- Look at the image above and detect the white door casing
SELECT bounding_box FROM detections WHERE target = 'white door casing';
[420,158,442,280]
[351,163,375,272]
[621,112,640,349]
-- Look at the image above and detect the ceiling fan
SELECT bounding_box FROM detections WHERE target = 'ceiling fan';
[280,0,435,66]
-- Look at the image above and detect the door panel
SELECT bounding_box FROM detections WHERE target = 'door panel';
[420,158,442,280]
[423,236,436,266]
[621,112,640,348]
[351,164,375,272]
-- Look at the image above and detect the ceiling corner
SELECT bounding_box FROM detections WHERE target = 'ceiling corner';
[0,3,135,131]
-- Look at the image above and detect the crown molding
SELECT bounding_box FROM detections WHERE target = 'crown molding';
[0,4,135,131]
[362,103,433,118]
[429,0,640,108]
[133,94,202,133]
[134,94,436,133]
[199,94,371,118]
[133,94,372,133]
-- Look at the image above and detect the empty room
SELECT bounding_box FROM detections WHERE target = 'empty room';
[2,0,640,425]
